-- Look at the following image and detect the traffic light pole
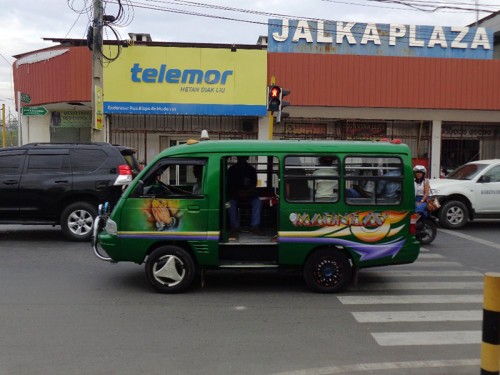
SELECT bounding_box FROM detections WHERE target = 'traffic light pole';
[268,111,274,140]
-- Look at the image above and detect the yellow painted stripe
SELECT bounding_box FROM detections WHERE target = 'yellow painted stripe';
[484,273,500,312]
[481,342,500,372]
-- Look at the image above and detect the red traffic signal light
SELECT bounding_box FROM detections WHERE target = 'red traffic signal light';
[267,85,281,112]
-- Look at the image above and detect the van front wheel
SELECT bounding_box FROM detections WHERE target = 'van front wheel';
[145,246,196,293]
[304,249,352,293]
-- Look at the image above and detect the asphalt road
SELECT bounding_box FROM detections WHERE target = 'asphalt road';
[0,222,499,375]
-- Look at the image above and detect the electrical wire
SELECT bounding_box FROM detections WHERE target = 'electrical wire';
[107,0,498,42]
[67,0,499,54]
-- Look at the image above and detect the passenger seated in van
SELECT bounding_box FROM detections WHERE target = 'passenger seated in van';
[192,165,202,195]
[310,156,338,202]
[227,156,262,234]
[376,168,401,199]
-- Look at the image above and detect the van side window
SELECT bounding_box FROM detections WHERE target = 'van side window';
[284,156,339,203]
[135,160,205,198]
[344,156,403,205]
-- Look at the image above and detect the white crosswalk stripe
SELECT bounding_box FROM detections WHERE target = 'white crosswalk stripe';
[372,331,481,346]
[359,270,482,277]
[352,310,482,323]
[339,294,483,304]
[352,281,483,290]
[417,253,445,258]
[407,261,465,267]
[339,254,484,348]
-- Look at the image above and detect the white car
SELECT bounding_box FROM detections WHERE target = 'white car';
[431,159,500,229]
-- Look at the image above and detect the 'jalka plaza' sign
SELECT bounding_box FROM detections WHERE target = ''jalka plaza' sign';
[268,19,493,59]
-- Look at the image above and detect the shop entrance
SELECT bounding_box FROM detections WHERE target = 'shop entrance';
[441,139,479,174]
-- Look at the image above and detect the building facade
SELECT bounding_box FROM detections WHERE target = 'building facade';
[12,14,500,178]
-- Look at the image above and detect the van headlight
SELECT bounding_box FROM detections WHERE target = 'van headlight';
[105,219,118,235]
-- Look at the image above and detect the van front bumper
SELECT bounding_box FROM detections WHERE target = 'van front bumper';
[92,216,115,262]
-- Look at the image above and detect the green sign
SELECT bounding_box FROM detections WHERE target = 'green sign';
[20,93,31,104]
[22,106,47,116]
[51,110,91,127]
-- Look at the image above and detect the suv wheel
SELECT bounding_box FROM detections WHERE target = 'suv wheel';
[61,202,97,241]
[438,200,468,229]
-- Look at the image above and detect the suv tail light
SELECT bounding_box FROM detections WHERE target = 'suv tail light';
[119,164,132,175]
[114,164,133,186]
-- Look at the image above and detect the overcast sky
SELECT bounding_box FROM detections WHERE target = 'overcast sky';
[1,0,498,116]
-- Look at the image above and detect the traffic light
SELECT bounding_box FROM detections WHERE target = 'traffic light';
[277,88,290,123]
[267,85,281,112]
[267,85,291,123]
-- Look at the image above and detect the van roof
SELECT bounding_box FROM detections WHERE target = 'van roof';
[160,139,411,157]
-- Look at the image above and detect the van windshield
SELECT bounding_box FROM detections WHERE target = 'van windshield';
[446,163,487,180]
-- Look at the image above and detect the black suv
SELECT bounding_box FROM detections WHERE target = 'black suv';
[0,142,140,241]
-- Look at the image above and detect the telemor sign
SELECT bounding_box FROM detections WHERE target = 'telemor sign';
[268,19,493,59]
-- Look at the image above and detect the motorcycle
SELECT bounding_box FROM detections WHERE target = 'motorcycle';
[416,214,438,245]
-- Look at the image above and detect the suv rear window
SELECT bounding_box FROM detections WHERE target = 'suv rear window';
[70,149,107,172]
[121,153,141,176]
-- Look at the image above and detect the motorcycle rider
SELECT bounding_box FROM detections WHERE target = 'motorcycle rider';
[414,165,431,218]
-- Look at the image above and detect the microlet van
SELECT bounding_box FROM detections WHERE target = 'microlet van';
[93,136,420,293]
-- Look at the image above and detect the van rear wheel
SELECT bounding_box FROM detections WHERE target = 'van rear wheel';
[145,246,196,293]
[304,249,352,293]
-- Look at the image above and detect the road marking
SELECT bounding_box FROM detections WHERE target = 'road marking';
[418,253,444,258]
[410,261,463,267]
[352,310,482,322]
[439,228,500,250]
[372,330,481,346]
[352,281,483,290]
[338,294,482,304]
[360,270,482,277]
[269,359,480,375]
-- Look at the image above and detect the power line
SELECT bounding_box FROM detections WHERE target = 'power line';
[103,0,498,42]
[0,51,12,67]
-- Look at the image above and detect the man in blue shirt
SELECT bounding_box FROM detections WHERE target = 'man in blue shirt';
[376,168,402,199]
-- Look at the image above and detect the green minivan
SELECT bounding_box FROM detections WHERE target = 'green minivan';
[93,137,420,293]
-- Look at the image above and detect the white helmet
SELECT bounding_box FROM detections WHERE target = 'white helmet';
[413,165,427,174]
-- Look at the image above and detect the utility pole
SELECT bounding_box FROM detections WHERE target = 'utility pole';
[91,0,105,142]
[1,104,5,147]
